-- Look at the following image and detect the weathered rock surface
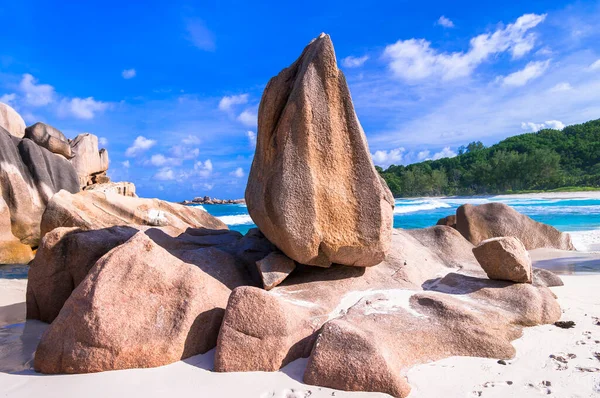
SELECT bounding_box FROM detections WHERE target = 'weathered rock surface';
[245,33,394,268]
[256,252,296,290]
[304,276,560,397]
[0,102,26,138]
[69,133,109,188]
[40,190,226,237]
[0,196,34,264]
[473,236,533,283]
[34,232,235,374]
[83,181,137,197]
[0,126,79,249]
[532,267,564,287]
[24,122,73,159]
[456,203,574,250]
[214,226,561,397]
[436,214,456,228]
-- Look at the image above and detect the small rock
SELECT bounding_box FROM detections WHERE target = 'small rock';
[472,236,532,283]
[554,321,575,329]
[497,359,508,365]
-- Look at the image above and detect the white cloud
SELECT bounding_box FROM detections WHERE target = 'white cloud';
[218,94,248,112]
[19,74,55,106]
[125,136,156,157]
[417,150,430,161]
[182,135,201,145]
[437,16,454,28]
[238,109,257,126]
[186,18,216,51]
[122,69,136,79]
[98,137,108,146]
[384,13,546,82]
[432,147,457,160]
[230,167,244,178]
[548,82,572,92]
[501,60,550,87]
[58,97,110,119]
[122,160,130,168]
[246,130,256,146]
[342,55,369,68]
[194,159,213,177]
[521,120,565,132]
[149,154,177,167]
[589,59,600,71]
[0,93,16,105]
[170,145,199,160]
[371,147,405,168]
[155,167,175,181]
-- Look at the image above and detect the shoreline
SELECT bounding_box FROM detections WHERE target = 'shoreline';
[394,190,600,201]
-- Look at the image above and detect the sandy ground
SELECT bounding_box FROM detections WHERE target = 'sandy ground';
[1,255,599,397]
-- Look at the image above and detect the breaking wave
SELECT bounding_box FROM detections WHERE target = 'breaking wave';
[217,214,255,226]
[393,200,451,214]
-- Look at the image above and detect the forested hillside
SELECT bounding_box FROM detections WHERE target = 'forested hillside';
[378,119,600,197]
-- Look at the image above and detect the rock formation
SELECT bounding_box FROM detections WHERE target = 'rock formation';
[436,214,456,228]
[33,232,240,374]
[24,36,569,398]
[256,252,296,290]
[473,236,533,283]
[456,203,574,250]
[69,133,109,188]
[0,102,26,138]
[245,33,394,268]
[24,122,73,159]
[40,190,226,238]
[0,125,80,248]
[0,196,34,264]
[83,181,137,197]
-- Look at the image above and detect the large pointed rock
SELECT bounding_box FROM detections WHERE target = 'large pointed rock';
[0,102,26,138]
[245,33,394,268]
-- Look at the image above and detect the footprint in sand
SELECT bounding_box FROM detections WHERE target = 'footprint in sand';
[526,381,552,395]
[549,353,576,370]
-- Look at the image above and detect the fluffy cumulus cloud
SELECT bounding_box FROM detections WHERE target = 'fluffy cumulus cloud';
[181,135,201,145]
[384,13,546,82]
[155,167,175,181]
[122,69,136,79]
[218,94,248,112]
[125,136,156,157]
[194,159,213,178]
[19,73,55,106]
[186,18,216,51]
[0,93,16,105]
[436,16,454,28]
[371,147,405,167]
[58,97,111,119]
[98,137,108,146]
[237,109,257,126]
[149,154,180,167]
[246,130,256,146]
[432,147,457,160]
[230,167,244,178]
[342,55,369,68]
[521,120,565,132]
[501,60,550,86]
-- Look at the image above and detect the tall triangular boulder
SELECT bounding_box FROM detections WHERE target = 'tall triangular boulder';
[245,33,394,267]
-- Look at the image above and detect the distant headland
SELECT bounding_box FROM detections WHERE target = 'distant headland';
[181,196,245,205]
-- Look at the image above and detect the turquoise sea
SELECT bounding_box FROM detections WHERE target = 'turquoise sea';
[193,196,600,235]
[3,195,600,279]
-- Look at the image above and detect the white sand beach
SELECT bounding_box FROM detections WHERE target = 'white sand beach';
[1,248,599,398]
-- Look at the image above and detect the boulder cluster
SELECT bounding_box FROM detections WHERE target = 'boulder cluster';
[0,103,136,264]
[181,196,245,205]
[4,34,572,397]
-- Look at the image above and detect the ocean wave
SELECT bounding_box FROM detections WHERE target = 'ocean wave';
[394,200,451,214]
[188,204,207,212]
[218,214,255,226]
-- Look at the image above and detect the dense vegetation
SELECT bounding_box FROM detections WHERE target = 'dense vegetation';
[377,119,600,197]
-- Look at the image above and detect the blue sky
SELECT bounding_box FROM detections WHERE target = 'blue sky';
[1,1,600,201]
